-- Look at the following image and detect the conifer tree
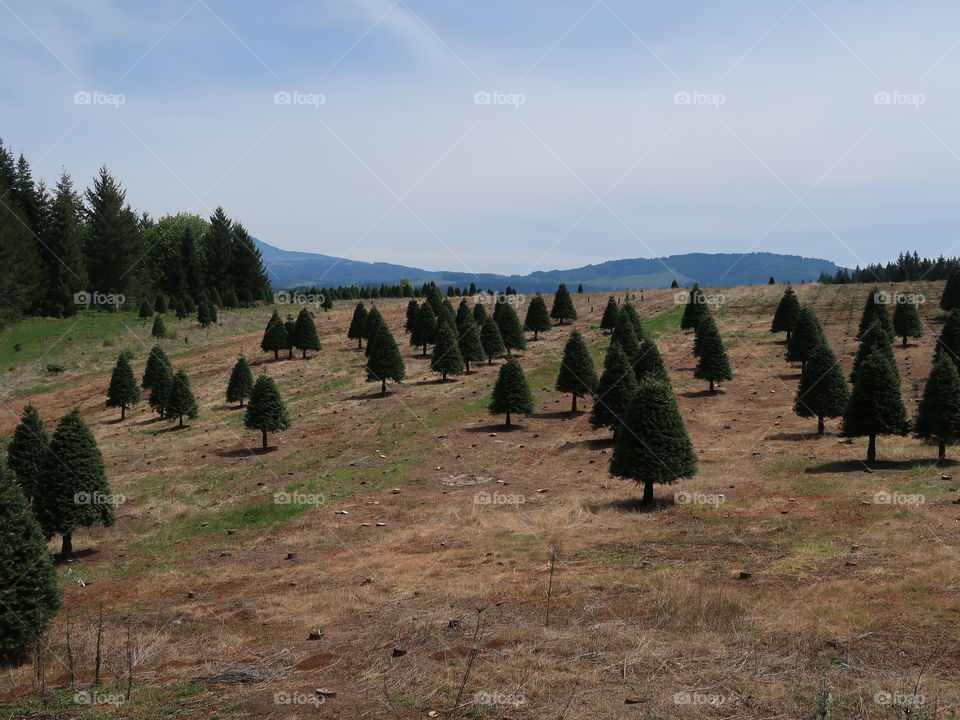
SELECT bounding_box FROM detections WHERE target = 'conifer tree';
[183,294,197,314]
[6,405,49,502]
[226,355,254,407]
[856,289,894,339]
[633,338,669,383]
[480,316,507,364]
[524,294,552,340]
[225,288,239,309]
[550,283,577,324]
[197,300,213,328]
[458,318,485,372]
[261,310,288,360]
[842,349,909,462]
[138,298,153,319]
[610,310,640,359]
[348,302,368,349]
[210,287,223,308]
[694,316,732,392]
[786,307,826,369]
[364,307,386,355]
[164,369,199,428]
[771,286,801,340]
[489,356,534,427]
[142,345,170,390]
[410,302,437,356]
[439,299,457,329]
[496,301,527,352]
[472,302,487,326]
[148,359,172,418]
[151,315,166,339]
[577,283,584,293]
[621,303,646,342]
[794,342,849,434]
[366,322,406,394]
[940,267,960,311]
[556,330,597,413]
[244,374,291,449]
[106,352,140,420]
[590,342,638,437]
[0,458,60,653]
[609,378,697,505]
[293,307,321,359]
[670,279,679,289]
[455,300,474,334]
[175,297,188,320]
[850,320,897,385]
[680,284,709,330]
[404,299,419,334]
[892,297,923,347]
[915,355,960,461]
[693,312,718,358]
[431,321,465,381]
[208,301,218,324]
[154,294,167,314]
[35,408,115,556]
[600,296,619,332]
[935,308,960,370]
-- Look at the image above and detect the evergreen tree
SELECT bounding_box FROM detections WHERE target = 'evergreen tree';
[633,338,669,383]
[154,293,167,314]
[694,316,732,392]
[293,307,321,358]
[850,320,897,385]
[0,458,60,653]
[457,316,485,373]
[524,295,552,340]
[794,342,849,434]
[472,302,487,326]
[590,342,638,437]
[142,345,170,390]
[915,355,960,461]
[164,369,199,428]
[148,359,172,418]
[151,315,166,339]
[893,297,923,347]
[786,307,826,369]
[621,303,646,342]
[856,289,894,339]
[35,408,115,555]
[404,299,419,334]
[609,378,697,505]
[226,355,254,407]
[366,323,406,394]
[183,294,197,315]
[210,287,223,308]
[174,297,188,320]
[244,374,291,449]
[197,300,213,328]
[348,302,368,349]
[204,207,234,295]
[6,405,49,502]
[363,306,386,354]
[693,312,718,358]
[940,267,960,311]
[771,286,801,340]
[138,298,153,319]
[680,284,709,330]
[283,315,296,359]
[600,296,619,332]
[489,356,534,426]
[496,301,527,352]
[480,316,507,364]
[106,353,140,420]
[431,321,465,381]
[935,308,960,370]
[410,302,437,356]
[38,171,86,317]
[842,349,909,462]
[260,310,288,360]
[224,288,239,309]
[609,309,640,360]
[670,279,679,289]
[577,283,584,293]
[438,299,457,329]
[550,283,577,323]
[556,330,597,412]
[84,167,141,296]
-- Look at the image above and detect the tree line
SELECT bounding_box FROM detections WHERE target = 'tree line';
[818,251,958,285]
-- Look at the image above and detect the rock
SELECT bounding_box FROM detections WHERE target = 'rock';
[845,561,857,567]
[219,551,231,557]
[376,522,386,527]
[308,628,324,640]
[624,696,647,704]
[738,571,752,580]
[392,647,407,657]
[186,591,195,599]
[335,510,349,515]
[286,552,297,560]
[315,688,336,699]
[448,619,460,629]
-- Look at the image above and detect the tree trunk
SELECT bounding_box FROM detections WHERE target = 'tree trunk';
[423,343,428,356]
[867,433,876,463]
[817,416,825,435]
[465,359,470,373]
[61,533,73,557]
[488,355,493,365]
[239,398,244,407]
[358,337,362,350]
[262,429,268,450]
[786,330,791,342]
[505,412,511,427]
[178,415,184,428]
[801,359,806,372]
[442,372,447,381]
[274,350,279,360]
[709,379,715,393]
[534,330,538,340]
[302,348,307,359]
[939,441,946,462]
[381,378,387,395]
[120,405,125,421]
[287,348,293,359]
[571,394,577,413]
[642,481,654,506]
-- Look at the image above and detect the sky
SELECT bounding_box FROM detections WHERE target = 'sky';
[2,0,960,275]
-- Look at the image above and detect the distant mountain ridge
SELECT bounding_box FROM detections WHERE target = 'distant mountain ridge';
[253,239,842,291]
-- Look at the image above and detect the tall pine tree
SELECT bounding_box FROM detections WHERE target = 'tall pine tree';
[550,283,577,324]
[842,349,909,462]
[794,342,849,434]
[555,330,597,413]
[590,342,638,437]
[914,355,960,461]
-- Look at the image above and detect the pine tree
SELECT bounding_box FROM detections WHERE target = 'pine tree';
[84,167,141,297]
[455,300,474,335]
[148,359,172,418]
[609,378,697,505]
[438,299,457,329]
[6,405,49,502]
[670,279,679,289]
[106,353,140,420]
[480,317,507,364]
[261,310,288,360]
[175,297,188,320]
[38,171,86,318]
[680,285,709,330]
[164,369,199,428]
[151,315,166,339]
[35,408,116,556]
[524,295,552,340]
[244,374,291,449]
[590,342,638,437]
[142,345,171,390]
[621,303,646,342]
[430,321,465,381]
[856,289,893,339]
[348,302,368,349]
[633,338,669,383]
[842,349,909,462]
[183,294,197,315]
[226,355,254,407]
[794,342,849,434]
[610,310,640,359]
[771,287,801,340]
[556,330,597,413]
[941,267,960,311]
[293,308,321,358]
[693,312,718,358]
[0,458,60,653]
[364,306,386,354]
[204,207,234,295]
[600,296,619,332]
[154,293,167,314]
[472,302,487,326]
[786,307,826,369]
[577,283,584,293]
[410,302,437,356]
[210,287,223,308]
[208,301,218,324]
[138,298,153,319]
[892,297,923,347]
[550,283,577,324]
[197,300,213,328]
[458,318,485,372]
[496,302,527,352]
[489,356,534,426]
[225,288,239,309]
[404,300,419,334]
[935,308,960,370]
[694,316,732,392]
[283,315,297,359]
[366,323,406,394]
[915,355,960,461]
[850,320,897,385]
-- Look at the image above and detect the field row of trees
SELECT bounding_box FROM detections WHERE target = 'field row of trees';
[818,251,959,284]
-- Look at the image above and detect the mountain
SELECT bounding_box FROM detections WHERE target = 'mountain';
[253,239,842,292]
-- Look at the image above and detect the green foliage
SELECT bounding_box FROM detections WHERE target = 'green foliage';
[850,320,896,385]
[914,355,960,457]
[680,284,709,330]
[620,303,646,342]
[244,373,291,447]
[260,310,288,359]
[293,307,321,358]
[430,321,465,380]
[6,405,49,501]
[106,352,140,419]
[164,369,199,426]
[480,316,506,364]
[692,312,717,358]
[771,286,801,335]
[600,296,619,331]
[226,355,254,406]
[524,295,552,338]
[633,338,669,383]
[941,267,960,311]
[489,356,534,425]
[151,315,166,338]
[142,345,171,389]
[138,298,153,319]
[590,342,638,434]
[934,308,960,370]
[794,342,849,431]
[472,302,487,326]
[842,349,909,451]
[364,307,386,353]
[556,330,597,411]
[694,316,732,389]
[786,307,826,365]
[496,301,527,351]
[457,316,485,372]
[856,289,893,339]
[550,283,577,323]
[892,297,923,345]
[405,300,419,333]
[154,293,167,313]
[410,302,437,354]
[348,302,368,347]
[148,358,172,418]
[366,322,406,393]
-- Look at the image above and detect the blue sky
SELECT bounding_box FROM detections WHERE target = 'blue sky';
[2,0,960,275]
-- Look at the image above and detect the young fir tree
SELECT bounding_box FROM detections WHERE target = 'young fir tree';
[138,298,153,319]
[496,301,527,352]
[856,289,894,339]
[455,300,474,334]
[293,307,321,359]
[106,352,140,420]
[842,349,909,462]
[600,296,619,333]
[892,297,923,347]
[174,297,188,320]
[261,310,288,360]
[609,377,697,506]
[633,338,670,383]
[244,374,291,449]
[363,307,386,356]
[410,302,437,356]
[940,267,960,311]
[771,286,801,340]
[226,355,254,407]
[404,300,419,334]
[210,287,223,308]
[692,312,718,358]
[472,301,487,327]
[850,320,897,385]
[154,293,167,314]
[556,330,597,413]
[489,355,534,427]
[680,284,709,330]
[620,303,647,342]
[458,318,485,372]
[610,310,640,359]
[934,308,960,369]
[590,342,638,437]
[183,294,197,314]
[577,283,584,293]
[794,342,849,435]
[786,307,826,369]
[524,295,552,340]
[348,302,368,350]
[914,355,960,462]
[6,405,49,502]
[151,315,166,339]
[550,283,577,324]
[197,300,213,328]
[438,299,457,329]
[164,369,199,428]
[0,458,61,654]
[366,323,406,395]
[480,316,507,364]
[225,288,239,309]
[431,321,465,381]
[142,345,170,390]
[35,408,115,556]
[208,301,218,324]
[694,316,732,392]
[283,315,296,359]
[670,279,679,289]
[148,359,172,418]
